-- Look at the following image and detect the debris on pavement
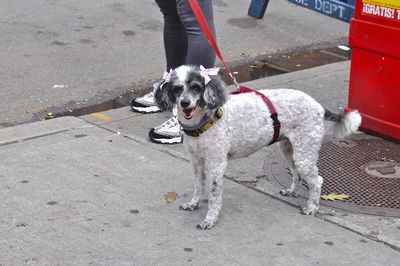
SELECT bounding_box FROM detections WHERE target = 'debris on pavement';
[368,230,380,241]
[91,113,112,122]
[164,191,178,203]
[321,193,350,202]
[45,112,55,120]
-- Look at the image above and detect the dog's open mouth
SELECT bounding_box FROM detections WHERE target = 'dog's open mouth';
[183,107,196,119]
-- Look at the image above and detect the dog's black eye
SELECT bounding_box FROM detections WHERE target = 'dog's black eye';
[172,86,183,94]
[190,84,203,93]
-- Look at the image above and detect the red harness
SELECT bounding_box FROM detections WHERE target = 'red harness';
[230,86,280,145]
[188,0,281,145]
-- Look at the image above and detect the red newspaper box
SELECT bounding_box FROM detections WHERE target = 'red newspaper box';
[347,0,400,141]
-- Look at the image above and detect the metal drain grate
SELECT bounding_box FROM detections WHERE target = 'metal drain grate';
[267,135,400,217]
[317,137,400,209]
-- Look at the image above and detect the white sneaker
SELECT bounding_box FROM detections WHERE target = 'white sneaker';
[148,116,182,144]
[131,83,162,113]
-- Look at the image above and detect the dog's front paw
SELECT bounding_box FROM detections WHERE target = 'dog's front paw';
[300,206,318,216]
[179,202,199,211]
[279,188,298,197]
[196,219,216,230]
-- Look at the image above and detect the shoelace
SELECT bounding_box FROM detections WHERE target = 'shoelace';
[142,91,154,100]
[159,116,180,130]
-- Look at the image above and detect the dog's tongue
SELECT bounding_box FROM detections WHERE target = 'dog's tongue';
[183,108,194,118]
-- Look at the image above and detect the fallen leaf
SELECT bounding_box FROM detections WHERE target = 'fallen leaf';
[45,112,55,120]
[368,230,379,241]
[321,193,350,202]
[164,191,178,203]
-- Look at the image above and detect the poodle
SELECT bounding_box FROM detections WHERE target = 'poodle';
[154,65,361,230]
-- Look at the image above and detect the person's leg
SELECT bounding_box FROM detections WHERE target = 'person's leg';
[156,0,188,70]
[177,0,216,68]
[145,0,189,143]
[132,0,188,114]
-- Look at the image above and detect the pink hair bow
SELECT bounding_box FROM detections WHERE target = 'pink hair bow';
[162,69,173,82]
[200,65,220,84]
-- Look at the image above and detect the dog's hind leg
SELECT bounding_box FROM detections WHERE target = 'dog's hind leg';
[288,131,324,216]
[180,156,205,211]
[299,167,323,215]
[196,155,227,230]
[278,139,301,197]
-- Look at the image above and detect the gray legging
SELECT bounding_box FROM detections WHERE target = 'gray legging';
[155,0,216,70]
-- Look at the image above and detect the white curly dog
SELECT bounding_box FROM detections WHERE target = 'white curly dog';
[155,65,361,230]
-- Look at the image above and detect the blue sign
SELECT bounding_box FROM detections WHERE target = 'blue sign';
[288,0,355,22]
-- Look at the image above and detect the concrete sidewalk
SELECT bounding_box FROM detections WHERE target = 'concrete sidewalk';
[1,62,399,265]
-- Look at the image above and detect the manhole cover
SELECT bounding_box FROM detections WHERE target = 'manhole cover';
[362,161,400,179]
[267,135,400,217]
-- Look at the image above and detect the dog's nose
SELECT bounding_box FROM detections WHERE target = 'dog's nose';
[180,98,190,108]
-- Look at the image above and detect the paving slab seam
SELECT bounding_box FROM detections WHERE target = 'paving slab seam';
[0,129,70,147]
[225,176,303,209]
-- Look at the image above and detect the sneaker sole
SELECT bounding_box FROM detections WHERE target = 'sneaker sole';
[131,105,162,114]
[149,136,182,144]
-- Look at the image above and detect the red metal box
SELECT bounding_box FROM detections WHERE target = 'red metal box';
[347,0,400,141]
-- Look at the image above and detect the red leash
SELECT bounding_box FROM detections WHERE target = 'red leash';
[188,0,280,145]
[188,0,238,88]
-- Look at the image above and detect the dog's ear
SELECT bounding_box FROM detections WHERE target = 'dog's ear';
[203,77,228,109]
[154,82,175,111]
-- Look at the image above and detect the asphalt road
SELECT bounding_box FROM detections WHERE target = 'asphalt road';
[0,0,349,126]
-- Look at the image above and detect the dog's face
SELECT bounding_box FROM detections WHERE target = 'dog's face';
[155,65,227,125]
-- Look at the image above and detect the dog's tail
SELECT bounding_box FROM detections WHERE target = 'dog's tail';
[324,109,362,139]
